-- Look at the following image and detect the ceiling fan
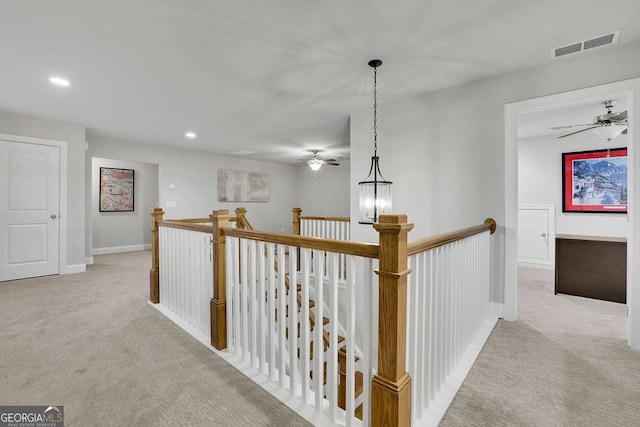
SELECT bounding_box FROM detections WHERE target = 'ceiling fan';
[304,150,340,171]
[551,100,628,140]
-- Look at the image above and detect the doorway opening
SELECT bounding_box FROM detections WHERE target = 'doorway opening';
[504,78,640,349]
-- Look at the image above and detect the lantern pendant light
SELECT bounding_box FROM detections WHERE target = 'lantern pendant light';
[358,59,392,224]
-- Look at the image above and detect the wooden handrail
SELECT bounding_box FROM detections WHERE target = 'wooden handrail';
[222,228,380,259]
[157,220,213,234]
[299,215,350,222]
[406,218,496,256]
[165,217,212,223]
[164,216,239,223]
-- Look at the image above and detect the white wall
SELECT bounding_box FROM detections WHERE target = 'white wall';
[350,40,640,304]
[86,133,298,233]
[91,157,159,254]
[295,160,350,218]
[0,110,86,268]
[519,134,627,238]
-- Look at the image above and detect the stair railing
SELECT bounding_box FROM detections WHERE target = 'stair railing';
[222,226,378,426]
[292,208,350,282]
[406,218,497,425]
[151,207,498,427]
[149,208,240,344]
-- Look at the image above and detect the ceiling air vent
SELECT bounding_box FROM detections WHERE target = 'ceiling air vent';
[551,30,621,59]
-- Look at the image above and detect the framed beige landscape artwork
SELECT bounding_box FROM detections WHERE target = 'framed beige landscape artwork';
[218,169,270,202]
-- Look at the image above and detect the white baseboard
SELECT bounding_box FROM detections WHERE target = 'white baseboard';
[92,244,151,255]
[85,257,95,266]
[417,313,501,427]
[64,264,86,274]
[489,302,504,318]
[518,261,554,271]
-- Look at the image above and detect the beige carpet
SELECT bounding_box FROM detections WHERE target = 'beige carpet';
[440,266,640,426]
[0,251,311,426]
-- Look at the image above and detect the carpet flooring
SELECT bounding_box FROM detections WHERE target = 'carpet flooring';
[440,266,640,426]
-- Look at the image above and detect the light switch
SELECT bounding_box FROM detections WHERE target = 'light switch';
[169,184,176,190]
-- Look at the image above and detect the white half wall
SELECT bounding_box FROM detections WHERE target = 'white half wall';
[86,133,298,233]
[519,134,628,238]
[91,157,159,254]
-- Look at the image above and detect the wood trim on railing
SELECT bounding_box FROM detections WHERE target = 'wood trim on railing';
[406,218,497,256]
[210,209,232,350]
[371,214,413,427]
[157,220,213,234]
[292,207,302,235]
[299,215,350,222]
[222,228,380,259]
[165,217,213,223]
[149,208,164,304]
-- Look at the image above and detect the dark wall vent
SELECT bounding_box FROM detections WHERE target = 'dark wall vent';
[551,30,621,59]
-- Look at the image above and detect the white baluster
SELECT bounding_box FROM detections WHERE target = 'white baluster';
[288,244,298,395]
[267,243,276,381]
[258,241,266,374]
[300,247,311,402]
[312,249,325,411]
[277,243,287,388]
[327,252,339,422]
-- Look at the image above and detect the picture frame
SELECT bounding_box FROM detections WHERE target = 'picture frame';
[99,167,135,212]
[562,148,627,213]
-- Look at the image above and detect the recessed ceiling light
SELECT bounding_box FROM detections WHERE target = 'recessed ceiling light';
[49,76,70,87]
[185,132,196,139]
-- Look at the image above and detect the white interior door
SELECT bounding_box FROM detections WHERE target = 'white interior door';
[0,139,60,281]
[518,204,555,268]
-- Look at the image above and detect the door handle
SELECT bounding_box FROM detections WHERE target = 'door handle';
[51,214,57,219]
[540,232,547,237]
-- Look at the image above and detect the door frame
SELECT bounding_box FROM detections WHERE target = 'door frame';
[517,204,555,270]
[504,78,640,350]
[0,133,68,276]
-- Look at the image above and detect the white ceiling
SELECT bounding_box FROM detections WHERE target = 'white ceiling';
[518,98,629,140]
[1,0,639,164]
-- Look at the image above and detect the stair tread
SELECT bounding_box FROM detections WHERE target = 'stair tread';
[338,345,360,362]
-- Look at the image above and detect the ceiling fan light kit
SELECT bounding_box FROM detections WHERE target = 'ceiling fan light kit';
[308,158,323,171]
[358,59,392,225]
[591,123,627,140]
[306,149,340,171]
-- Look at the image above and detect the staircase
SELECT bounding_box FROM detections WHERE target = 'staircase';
[274,249,365,419]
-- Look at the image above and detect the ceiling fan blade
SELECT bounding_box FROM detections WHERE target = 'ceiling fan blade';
[326,162,340,166]
[557,126,601,139]
[609,110,627,121]
[549,124,595,131]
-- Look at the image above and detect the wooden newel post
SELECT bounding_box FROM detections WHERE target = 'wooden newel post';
[149,207,164,304]
[371,214,414,427]
[292,207,302,268]
[292,207,302,235]
[210,209,231,350]
[235,207,247,229]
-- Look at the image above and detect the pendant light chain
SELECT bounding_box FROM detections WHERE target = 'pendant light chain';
[373,65,378,155]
